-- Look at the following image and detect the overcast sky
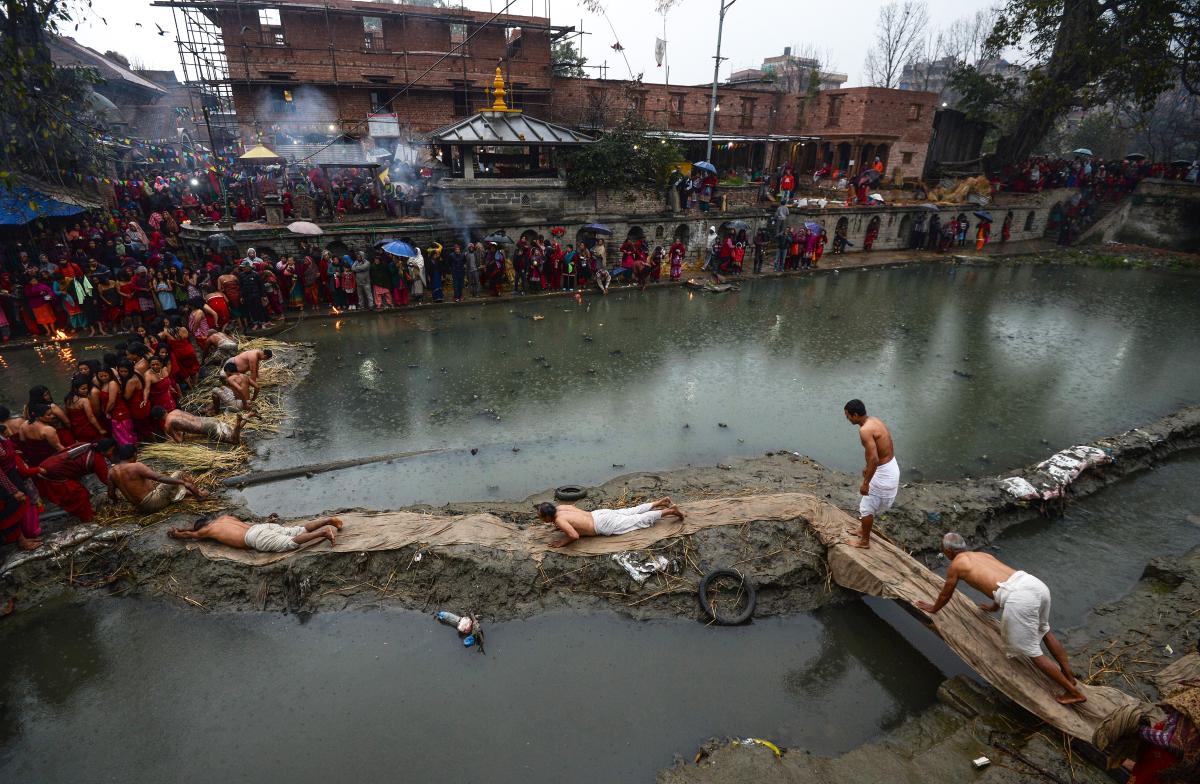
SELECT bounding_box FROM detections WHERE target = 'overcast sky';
[72,0,993,86]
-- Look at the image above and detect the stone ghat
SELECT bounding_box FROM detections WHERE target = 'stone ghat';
[2,405,1196,619]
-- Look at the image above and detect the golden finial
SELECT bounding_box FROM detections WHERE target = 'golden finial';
[490,66,508,111]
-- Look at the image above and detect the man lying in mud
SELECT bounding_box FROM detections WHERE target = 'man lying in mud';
[915,532,1086,706]
[168,514,343,553]
[107,445,208,513]
[154,407,247,445]
[536,497,684,548]
[843,399,899,549]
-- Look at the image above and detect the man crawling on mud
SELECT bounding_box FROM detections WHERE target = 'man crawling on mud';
[154,406,247,444]
[843,398,899,549]
[168,514,343,553]
[536,497,684,548]
[107,445,208,513]
[915,532,1086,706]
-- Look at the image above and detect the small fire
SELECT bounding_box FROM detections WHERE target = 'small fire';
[51,329,70,341]
[334,320,343,331]
[329,306,342,315]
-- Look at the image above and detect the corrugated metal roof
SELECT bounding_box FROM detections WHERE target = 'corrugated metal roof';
[273,142,378,167]
[430,111,593,146]
[49,36,167,95]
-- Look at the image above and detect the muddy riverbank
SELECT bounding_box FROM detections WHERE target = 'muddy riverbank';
[2,405,1197,620]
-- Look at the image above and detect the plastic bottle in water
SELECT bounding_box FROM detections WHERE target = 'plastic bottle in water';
[462,634,476,647]
[435,610,462,627]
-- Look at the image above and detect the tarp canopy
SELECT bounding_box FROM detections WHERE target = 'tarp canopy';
[0,182,91,225]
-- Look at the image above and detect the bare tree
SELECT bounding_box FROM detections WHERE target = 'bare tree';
[864,0,929,88]
[941,8,997,69]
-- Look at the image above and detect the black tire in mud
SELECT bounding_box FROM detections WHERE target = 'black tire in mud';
[698,568,756,625]
[554,485,588,502]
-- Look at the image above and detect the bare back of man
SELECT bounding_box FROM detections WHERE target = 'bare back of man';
[232,349,269,379]
[860,416,894,465]
[109,461,204,507]
[552,504,598,537]
[942,551,1016,598]
[163,409,206,441]
[844,400,900,549]
[169,514,344,550]
[224,371,257,405]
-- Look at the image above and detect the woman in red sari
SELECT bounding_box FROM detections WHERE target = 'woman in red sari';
[119,362,153,441]
[0,434,41,551]
[143,355,180,417]
[23,386,74,447]
[64,376,107,443]
[161,316,201,387]
[92,367,134,446]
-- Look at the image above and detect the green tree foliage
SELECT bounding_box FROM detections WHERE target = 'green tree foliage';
[0,0,105,185]
[955,0,1191,169]
[562,112,682,193]
[551,39,587,78]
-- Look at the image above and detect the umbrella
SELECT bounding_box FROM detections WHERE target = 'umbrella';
[920,203,940,211]
[549,226,566,237]
[973,210,993,222]
[206,233,237,251]
[724,219,751,232]
[858,169,882,186]
[1171,159,1192,167]
[287,221,324,236]
[804,221,821,233]
[381,240,417,257]
[692,160,718,175]
[1071,148,1093,157]
[867,193,885,203]
[581,223,612,235]
[238,144,283,163]
[481,232,513,245]
[1124,152,1147,161]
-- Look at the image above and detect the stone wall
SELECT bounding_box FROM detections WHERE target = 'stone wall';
[183,186,1068,263]
[1084,179,1200,252]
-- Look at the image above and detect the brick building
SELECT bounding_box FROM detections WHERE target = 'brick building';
[157,0,935,179]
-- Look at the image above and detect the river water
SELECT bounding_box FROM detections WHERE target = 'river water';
[2,457,1197,782]
[238,263,1200,515]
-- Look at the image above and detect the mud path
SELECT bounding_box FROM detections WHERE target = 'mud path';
[3,406,1197,621]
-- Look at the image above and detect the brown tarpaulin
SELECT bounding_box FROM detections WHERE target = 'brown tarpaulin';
[192,492,1148,748]
[191,494,837,567]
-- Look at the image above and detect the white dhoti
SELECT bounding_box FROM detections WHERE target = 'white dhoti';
[213,385,244,413]
[243,523,307,553]
[859,457,900,517]
[591,503,663,536]
[199,417,236,443]
[135,471,188,512]
[995,570,1053,658]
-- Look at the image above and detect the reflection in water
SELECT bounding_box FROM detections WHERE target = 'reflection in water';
[237,265,1200,514]
[0,601,943,783]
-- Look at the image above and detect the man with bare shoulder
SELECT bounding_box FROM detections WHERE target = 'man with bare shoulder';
[154,406,246,444]
[536,497,684,548]
[169,513,342,553]
[843,399,899,548]
[915,532,1086,705]
[107,445,207,512]
[211,363,258,414]
[230,348,273,381]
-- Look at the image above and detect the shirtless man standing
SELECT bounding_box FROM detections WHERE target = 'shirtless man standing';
[107,446,207,512]
[915,532,1086,705]
[169,514,342,553]
[844,399,899,549]
[154,407,247,444]
[536,497,684,548]
[229,348,273,381]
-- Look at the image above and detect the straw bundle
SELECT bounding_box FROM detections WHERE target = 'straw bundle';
[94,491,225,528]
[138,441,252,475]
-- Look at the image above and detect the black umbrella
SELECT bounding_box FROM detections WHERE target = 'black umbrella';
[1171,159,1192,167]
[206,233,237,251]
[859,168,882,186]
[724,219,751,232]
[973,210,993,222]
[581,223,613,235]
[920,203,940,211]
[1123,152,1147,161]
[482,232,513,245]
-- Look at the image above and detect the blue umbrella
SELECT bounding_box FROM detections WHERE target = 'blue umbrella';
[692,161,718,175]
[0,183,86,225]
[382,240,416,257]
[804,221,821,233]
[973,210,993,222]
[582,223,613,235]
